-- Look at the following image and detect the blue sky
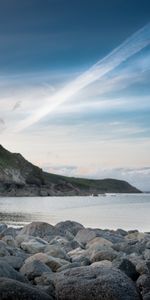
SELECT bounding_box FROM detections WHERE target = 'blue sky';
[0,0,150,190]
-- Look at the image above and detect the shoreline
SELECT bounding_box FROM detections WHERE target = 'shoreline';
[0,220,150,299]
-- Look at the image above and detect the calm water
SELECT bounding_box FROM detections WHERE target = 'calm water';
[0,194,150,231]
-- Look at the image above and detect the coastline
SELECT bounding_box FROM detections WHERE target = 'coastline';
[0,220,150,299]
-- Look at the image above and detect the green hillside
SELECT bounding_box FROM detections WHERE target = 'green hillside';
[0,145,141,196]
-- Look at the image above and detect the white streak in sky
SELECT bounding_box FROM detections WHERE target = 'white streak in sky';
[17,23,150,131]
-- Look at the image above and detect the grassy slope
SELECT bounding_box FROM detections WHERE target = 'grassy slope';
[0,145,141,193]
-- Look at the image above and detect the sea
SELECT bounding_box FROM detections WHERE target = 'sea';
[0,194,150,232]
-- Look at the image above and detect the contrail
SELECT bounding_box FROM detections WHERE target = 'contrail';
[17,23,150,131]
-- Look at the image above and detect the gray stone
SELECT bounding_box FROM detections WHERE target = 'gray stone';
[75,228,97,245]
[91,248,118,262]
[24,252,69,272]
[0,278,53,300]
[55,220,84,236]
[20,259,52,280]
[2,235,17,247]
[113,258,139,280]
[136,274,150,296]
[20,237,48,254]
[0,223,7,233]
[0,261,26,282]
[0,227,17,238]
[0,240,10,256]
[0,255,24,270]
[44,244,70,261]
[19,222,57,241]
[55,265,140,299]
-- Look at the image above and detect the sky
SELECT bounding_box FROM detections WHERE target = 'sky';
[0,0,150,191]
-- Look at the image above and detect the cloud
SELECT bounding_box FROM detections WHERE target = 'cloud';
[15,23,150,131]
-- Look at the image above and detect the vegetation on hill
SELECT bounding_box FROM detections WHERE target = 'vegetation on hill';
[0,145,141,196]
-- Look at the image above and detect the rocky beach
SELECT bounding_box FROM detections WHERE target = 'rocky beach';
[0,220,150,299]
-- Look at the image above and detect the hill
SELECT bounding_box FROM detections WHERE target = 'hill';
[0,145,141,196]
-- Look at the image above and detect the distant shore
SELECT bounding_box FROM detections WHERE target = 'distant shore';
[0,220,150,299]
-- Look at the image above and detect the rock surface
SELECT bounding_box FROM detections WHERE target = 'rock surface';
[55,265,140,300]
[0,220,149,299]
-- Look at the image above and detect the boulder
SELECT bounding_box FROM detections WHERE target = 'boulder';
[0,224,7,233]
[75,228,97,245]
[0,227,18,238]
[136,274,150,297]
[20,237,48,254]
[25,252,69,272]
[19,222,57,241]
[55,220,84,236]
[20,260,52,280]
[91,248,118,262]
[0,256,24,270]
[0,240,10,256]
[91,260,112,268]
[55,265,140,299]
[113,258,139,280]
[34,272,55,286]
[144,249,150,260]
[0,261,26,282]
[2,235,16,247]
[68,247,90,265]
[0,278,53,300]
[136,261,150,275]
[86,236,113,249]
[44,244,70,261]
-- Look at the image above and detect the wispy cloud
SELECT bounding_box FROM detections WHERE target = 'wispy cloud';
[15,23,150,131]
